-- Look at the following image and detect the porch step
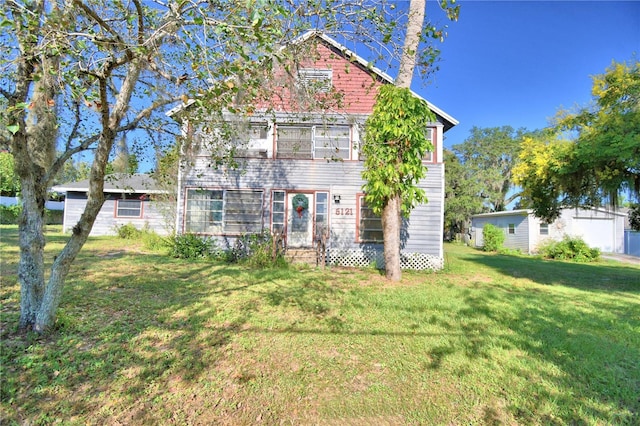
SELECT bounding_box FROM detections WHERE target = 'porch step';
[285,248,323,266]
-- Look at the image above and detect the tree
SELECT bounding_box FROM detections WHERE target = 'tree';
[1,0,295,332]
[443,149,484,239]
[514,60,640,222]
[629,204,640,231]
[452,126,527,212]
[1,0,462,331]
[361,0,459,281]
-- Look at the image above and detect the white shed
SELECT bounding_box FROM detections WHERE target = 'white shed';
[471,208,626,254]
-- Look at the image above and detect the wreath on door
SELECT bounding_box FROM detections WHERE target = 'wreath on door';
[292,194,309,218]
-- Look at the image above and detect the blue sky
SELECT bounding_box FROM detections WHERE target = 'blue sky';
[416,0,640,149]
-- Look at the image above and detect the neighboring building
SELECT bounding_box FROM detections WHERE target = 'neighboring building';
[171,31,458,269]
[471,208,627,254]
[53,174,171,236]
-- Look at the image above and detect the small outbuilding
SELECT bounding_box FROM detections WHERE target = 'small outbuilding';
[53,173,171,236]
[471,208,626,254]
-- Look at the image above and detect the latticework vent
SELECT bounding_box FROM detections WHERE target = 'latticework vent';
[326,249,443,271]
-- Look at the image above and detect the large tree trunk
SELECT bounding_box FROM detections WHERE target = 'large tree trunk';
[15,52,144,332]
[382,0,425,281]
[382,194,402,281]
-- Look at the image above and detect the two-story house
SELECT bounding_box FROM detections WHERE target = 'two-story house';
[172,31,458,270]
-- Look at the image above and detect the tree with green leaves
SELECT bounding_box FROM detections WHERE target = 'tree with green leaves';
[0,151,20,196]
[1,0,297,333]
[514,60,640,222]
[361,0,459,281]
[1,0,463,331]
[443,149,485,239]
[452,125,527,212]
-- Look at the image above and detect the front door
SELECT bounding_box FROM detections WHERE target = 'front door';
[287,192,314,247]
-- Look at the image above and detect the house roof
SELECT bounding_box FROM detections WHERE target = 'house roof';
[52,173,167,194]
[167,30,458,131]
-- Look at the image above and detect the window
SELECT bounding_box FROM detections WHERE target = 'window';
[234,123,270,158]
[116,198,142,218]
[423,128,435,162]
[271,191,286,233]
[315,192,329,238]
[539,223,549,235]
[276,125,351,160]
[185,189,263,234]
[276,126,313,159]
[508,223,516,234]
[358,195,383,243]
[314,126,350,160]
[298,68,332,93]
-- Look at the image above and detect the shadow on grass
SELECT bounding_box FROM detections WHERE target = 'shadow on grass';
[2,234,639,425]
[459,249,640,293]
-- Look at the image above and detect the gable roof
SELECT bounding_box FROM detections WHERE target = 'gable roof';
[167,30,458,131]
[297,31,458,131]
[52,173,167,194]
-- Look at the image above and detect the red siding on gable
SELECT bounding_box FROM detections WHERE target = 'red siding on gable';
[257,41,384,115]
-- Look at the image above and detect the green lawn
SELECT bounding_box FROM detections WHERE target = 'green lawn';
[1,225,639,425]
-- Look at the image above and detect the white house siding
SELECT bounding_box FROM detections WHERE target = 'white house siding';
[558,208,624,253]
[472,208,626,254]
[471,211,530,252]
[63,192,170,236]
[178,158,445,258]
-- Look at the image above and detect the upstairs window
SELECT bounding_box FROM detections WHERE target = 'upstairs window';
[298,68,333,93]
[276,124,351,160]
[422,128,435,162]
[234,123,270,158]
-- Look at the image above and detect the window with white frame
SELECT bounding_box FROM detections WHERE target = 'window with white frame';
[315,192,329,238]
[539,223,549,235]
[422,128,435,162]
[234,123,270,158]
[276,124,351,160]
[116,197,142,218]
[508,223,516,234]
[185,189,263,234]
[271,191,286,233]
[358,195,383,243]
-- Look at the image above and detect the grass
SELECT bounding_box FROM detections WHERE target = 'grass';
[1,225,639,425]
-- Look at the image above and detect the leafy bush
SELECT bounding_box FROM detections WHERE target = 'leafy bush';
[227,231,286,268]
[115,223,142,239]
[538,236,600,262]
[0,205,21,224]
[168,233,215,259]
[482,223,505,252]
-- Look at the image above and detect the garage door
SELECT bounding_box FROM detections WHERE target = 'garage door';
[573,218,614,252]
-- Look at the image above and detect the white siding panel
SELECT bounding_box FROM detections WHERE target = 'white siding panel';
[179,159,445,256]
[62,192,170,236]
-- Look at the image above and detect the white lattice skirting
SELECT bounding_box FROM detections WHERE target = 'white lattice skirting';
[326,249,443,271]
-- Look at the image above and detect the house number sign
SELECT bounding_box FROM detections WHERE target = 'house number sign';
[335,208,354,216]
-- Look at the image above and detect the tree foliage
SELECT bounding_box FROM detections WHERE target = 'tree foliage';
[629,203,640,231]
[362,85,435,216]
[1,0,462,331]
[443,149,484,237]
[0,151,20,196]
[514,60,640,222]
[452,126,527,212]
